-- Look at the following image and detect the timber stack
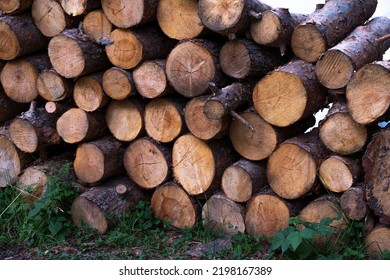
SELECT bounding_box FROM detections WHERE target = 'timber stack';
[0,0,389,258]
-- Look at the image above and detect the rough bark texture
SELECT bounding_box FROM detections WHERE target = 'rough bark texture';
[0,85,29,123]
[60,0,100,16]
[36,68,73,102]
[365,225,390,259]
[82,10,112,44]
[340,183,368,221]
[102,67,136,101]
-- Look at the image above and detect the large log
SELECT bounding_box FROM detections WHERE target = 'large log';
[340,183,368,221]
[365,225,390,259]
[291,0,377,62]
[252,59,328,127]
[316,17,390,90]
[0,85,29,124]
[82,10,112,44]
[102,67,136,101]
[0,0,33,14]
[36,69,73,102]
[59,0,100,16]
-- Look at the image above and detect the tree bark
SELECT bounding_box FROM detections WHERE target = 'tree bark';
[0,85,29,124]
[59,0,100,16]
[365,225,390,259]
[81,10,112,44]
[102,67,136,100]
[44,101,72,115]
[0,0,33,14]
[36,68,73,102]
[340,183,368,221]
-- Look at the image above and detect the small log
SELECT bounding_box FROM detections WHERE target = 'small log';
[365,225,390,259]
[82,10,112,44]
[151,181,200,229]
[340,183,368,221]
[0,12,49,60]
[291,0,377,62]
[45,101,72,115]
[252,59,328,127]
[102,67,136,101]
[124,137,172,190]
[0,85,29,124]
[105,25,176,70]
[105,98,145,142]
[0,0,33,14]
[48,28,111,78]
[221,158,267,203]
[346,60,390,125]
[319,100,367,155]
[71,176,149,234]
[59,0,100,16]
[202,192,245,236]
[36,68,73,102]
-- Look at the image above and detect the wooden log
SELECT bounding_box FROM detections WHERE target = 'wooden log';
[157,0,204,40]
[56,108,108,144]
[31,0,81,37]
[267,129,329,200]
[144,97,186,143]
[74,136,126,185]
[363,127,390,224]
[166,39,226,98]
[250,8,308,55]
[0,0,33,14]
[198,0,271,38]
[0,84,29,124]
[36,69,73,102]
[365,225,390,259]
[105,98,145,142]
[82,10,112,44]
[45,101,72,115]
[71,176,149,234]
[59,0,100,16]
[252,59,328,127]
[73,71,109,112]
[0,12,49,60]
[105,25,176,70]
[101,0,158,29]
[202,192,245,236]
[151,181,200,229]
[184,96,230,141]
[221,158,267,203]
[133,60,174,99]
[340,183,368,221]
[319,100,367,155]
[124,137,172,190]
[316,17,390,90]
[102,67,136,101]
[346,60,390,125]
[220,39,291,80]
[291,0,377,63]
[48,28,111,78]
[172,134,237,198]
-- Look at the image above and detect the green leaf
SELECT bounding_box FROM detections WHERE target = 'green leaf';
[286,231,302,251]
[48,220,63,236]
[300,228,316,240]
[269,231,285,251]
[281,239,290,253]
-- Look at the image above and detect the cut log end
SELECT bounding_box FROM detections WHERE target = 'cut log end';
[74,143,106,184]
[133,60,168,99]
[56,108,89,144]
[31,0,67,37]
[102,67,134,100]
[36,70,70,102]
[365,226,390,259]
[0,135,21,187]
[0,20,20,60]
[221,164,253,203]
[83,10,112,43]
[74,75,107,112]
[250,11,281,46]
[8,118,38,153]
[220,40,251,79]
[319,156,354,193]
[291,24,326,63]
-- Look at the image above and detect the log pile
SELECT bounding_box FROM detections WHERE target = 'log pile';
[1,0,390,258]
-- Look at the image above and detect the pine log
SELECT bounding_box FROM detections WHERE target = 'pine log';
[48,28,110,78]
[74,136,126,185]
[250,8,308,55]
[0,52,51,103]
[101,0,158,29]
[0,0,33,14]
[44,101,72,115]
[267,129,329,200]
[71,176,149,234]
[105,26,176,70]
[105,98,145,142]
[166,39,226,98]
[319,155,362,193]
[56,108,108,144]
[31,0,81,37]
[144,97,186,143]
[198,0,271,38]
[59,0,100,16]
[316,17,390,90]
[0,12,49,60]
[133,59,174,99]
[151,181,200,229]
[0,85,29,124]
[82,10,112,44]
[291,0,377,62]
[102,67,136,100]
[36,69,73,102]
[363,127,390,224]
[221,158,267,203]
[220,39,291,80]
[184,96,230,141]
[319,100,367,155]
[172,134,236,198]
[202,192,245,236]
[73,71,109,112]
[340,183,368,221]
[252,59,328,127]
[346,60,390,125]
[124,137,172,190]
[365,225,390,259]
[157,0,204,40]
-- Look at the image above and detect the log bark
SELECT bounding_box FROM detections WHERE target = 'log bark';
[0,0,33,14]
[166,39,226,98]
[44,101,72,115]
[71,176,149,234]
[291,0,377,62]
[105,98,145,142]
[48,28,110,78]
[59,0,100,16]
[73,136,126,185]
[102,67,136,100]
[365,225,390,259]
[346,60,390,125]
[319,100,367,155]
[363,127,390,224]
[105,25,176,70]
[0,12,49,60]
[221,158,267,203]
[81,10,112,44]
[252,59,328,127]
[124,136,172,190]
[101,0,158,29]
[36,69,73,102]
[340,183,368,221]
[0,85,29,124]
[316,17,390,90]
[202,192,245,236]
